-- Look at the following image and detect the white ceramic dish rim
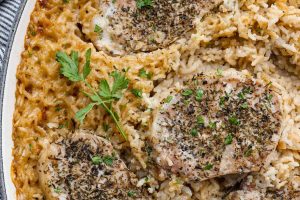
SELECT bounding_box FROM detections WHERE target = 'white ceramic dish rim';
[0,0,36,199]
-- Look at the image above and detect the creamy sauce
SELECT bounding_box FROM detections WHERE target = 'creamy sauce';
[93,3,124,55]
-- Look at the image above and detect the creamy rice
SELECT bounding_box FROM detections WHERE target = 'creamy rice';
[12,0,300,199]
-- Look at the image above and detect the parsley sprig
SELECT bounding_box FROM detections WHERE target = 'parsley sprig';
[92,155,115,166]
[56,49,129,140]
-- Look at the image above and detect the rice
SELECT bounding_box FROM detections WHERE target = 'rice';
[12,0,300,199]
[150,0,300,197]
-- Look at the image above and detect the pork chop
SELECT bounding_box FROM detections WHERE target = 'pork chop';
[226,190,300,200]
[226,174,300,200]
[38,130,150,200]
[92,0,223,55]
[150,72,282,182]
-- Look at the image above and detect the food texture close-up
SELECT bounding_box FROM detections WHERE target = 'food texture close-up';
[5,0,300,199]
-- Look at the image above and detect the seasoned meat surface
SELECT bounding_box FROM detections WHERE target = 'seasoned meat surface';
[38,130,150,200]
[93,0,223,55]
[226,190,300,200]
[226,174,300,200]
[151,73,282,181]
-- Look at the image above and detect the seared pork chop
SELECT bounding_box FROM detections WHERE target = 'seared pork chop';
[226,190,300,200]
[38,130,150,200]
[93,0,223,55]
[226,174,300,200]
[151,72,282,182]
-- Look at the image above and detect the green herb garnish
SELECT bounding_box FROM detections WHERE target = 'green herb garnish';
[94,25,103,38]
[219,96,226,107]
[92,156,102,165]
[209,121,217,129]
[219,92,230,107]
[131,89,143,98]
[103,123,110,132]
[241,102,248,109]
[136,0,153,9]
[184,99,190,105]
[244,147,253,157]
[149,37,156,43]
[58,124,64,129]
[238,92,245,100]
[224,134,233,145]
[56,49,129,140]
[58,121,69,129]
[197,116,204,125]
[243,87,251,94]
[195,89,204,101]
[204,163,213,170]
[229,116,240,126]
[216,68,223,77]
[92,155,115,166]
[266,81,272,87]
[55,106,62,112]
[145,144,153,156]
[139,68,147,78]
[238,87,251,100]
[54,188,62,193]
[267,94,273,102]
[102,155,115,166]
[127,190,136,197]
[139,68,152,79]
[164,95,173,103]
[190,128,198,137]
[57,50,87,81]
[175,178,182,184]
[182,89,193,97]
